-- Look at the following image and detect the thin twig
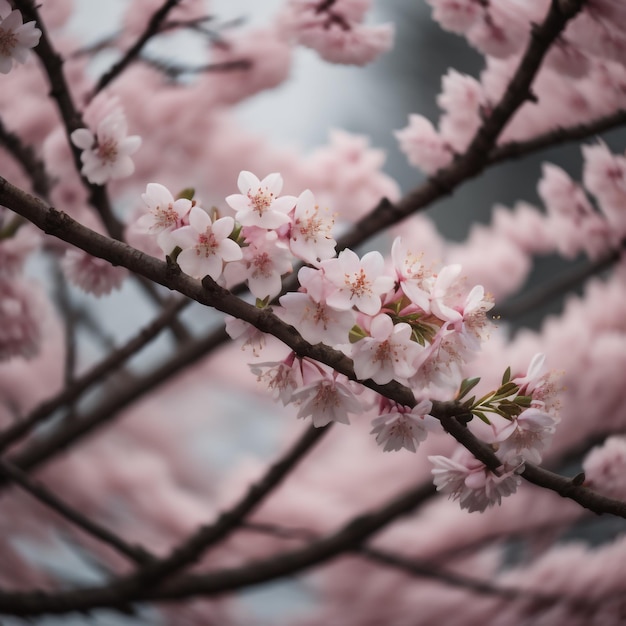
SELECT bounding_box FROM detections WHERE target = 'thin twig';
[0,459,153,566]
[92,0,183,97]
[0,296,190,453]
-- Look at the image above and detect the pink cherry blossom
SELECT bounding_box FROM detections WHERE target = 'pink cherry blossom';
[135,183,192,237]
[583,436,626,501]
[289,189,336,264]
[0,225,40,276]
[225,171,296,230]
[223,229,292,300]
[391,237,434,312]
[370,397,438,452]
[290,366,364,427]
[277,291,356,346]
[425,0,484,35]
[61,248,127,297]
[351,314,423,385]
[494,407,559,465]
[0,276,44,360]
[169,206,242,281]
[249,352,305,406]
[70,107,141,185]
[395,114,453,174]
[0,2,41,74]
[280,0,394,66]
[321,249,394,316]
[429,448,522,513]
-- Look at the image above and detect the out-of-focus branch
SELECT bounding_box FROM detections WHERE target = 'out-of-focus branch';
[0,117,51,199]
[0,296,190,454]
[0,459,153,566]
[0,479,437,615]
[336,0,586,253]
[92,0,182,97]
[493,240,626,320]
[489,109,626,165]
[141,57,251,80]
[13,0,123,240]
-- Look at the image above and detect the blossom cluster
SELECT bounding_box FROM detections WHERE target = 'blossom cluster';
[429,353,561,512]
[0,0,40,74]
[134,170,504,464]
[278,0,394,66]
[398,1,626,174]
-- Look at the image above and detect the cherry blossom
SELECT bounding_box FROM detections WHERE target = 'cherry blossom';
[169,206,242,281]
[429,448,522,513]
[277,291,356,346]
[289,189,337,264]
[280,0,394,66]
[351,314,423,385]
[395,114,453,175]
[225,171,296,230]
[290,366,364,427]
[61,249,127,297]
[70,107,141,185]
[0,2,41,74]
[223,229,293,300]
[0,277,44,360]
[249,352,305,406]
[321,249,394,315]
[370,398,438,452]
[494,407,559,465]
[583,436,626,501]
[135,183,192,237]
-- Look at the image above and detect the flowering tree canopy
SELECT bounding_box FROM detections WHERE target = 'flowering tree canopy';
[0,0,626,623]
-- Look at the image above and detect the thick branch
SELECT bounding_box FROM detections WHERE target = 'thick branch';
[1,176,625,521]
[336,0,586,253]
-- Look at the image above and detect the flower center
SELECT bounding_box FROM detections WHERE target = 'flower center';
[154,204,179,230]
[96,137,118,164]
[197,230,218,257]
[0,28,17,57]
[249,188,274,216]
[346,269,371,299]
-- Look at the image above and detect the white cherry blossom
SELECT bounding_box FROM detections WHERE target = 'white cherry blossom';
[429,448,521,513]
[277,291,356,346]
[169,206,242,280]
[370,398,438,452]
[321,249,394,315]
[0,2,41,74]
[71,108,141,185]
[351,314,422,384]
[225,171,297,229]
[289,189,336,264]
[136,183,192,236]
[291,368,364,428]
[223,228,292,299]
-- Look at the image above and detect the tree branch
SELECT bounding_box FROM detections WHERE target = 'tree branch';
[92,0,183,97]
[0,459,153,566]
[0,296,190,453]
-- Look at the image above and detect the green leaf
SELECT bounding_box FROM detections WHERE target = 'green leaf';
[349,325,367,343]
[473,410,491,425]
[457,377,481,400]
[492,381,520,399]
[501,366,511,385]
[256,296,270,308]
[176,187,195,201]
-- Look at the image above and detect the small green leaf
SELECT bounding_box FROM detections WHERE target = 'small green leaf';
[501,366,511,385]
[176,187,195,201]
[457,377,481,400]
[473,410,491,425]
[256,296,270,308]
[349,325,367,343]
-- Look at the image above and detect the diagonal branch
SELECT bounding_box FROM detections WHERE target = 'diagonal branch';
[92,0,183,97]
[1,176,626,520]
[336,0,586,253]
[0,296,190,453]
[0,459,153,566]
[13,0,123,240]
